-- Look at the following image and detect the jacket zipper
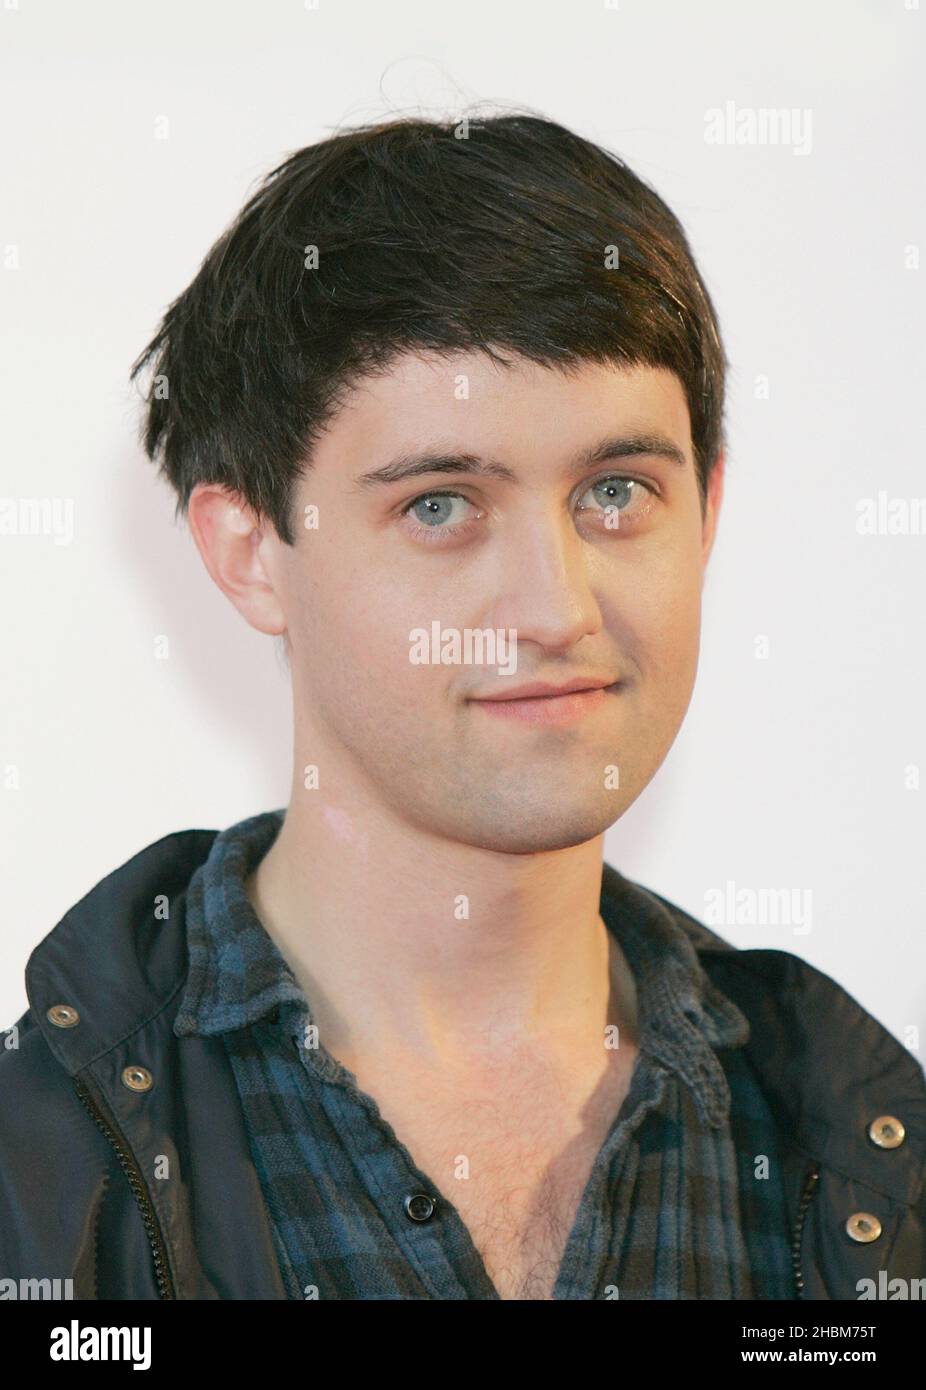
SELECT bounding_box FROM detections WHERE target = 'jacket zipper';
[73,1075,175,1300]
[790,1164,820,1298]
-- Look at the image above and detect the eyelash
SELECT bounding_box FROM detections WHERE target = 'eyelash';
[399,475,659,545]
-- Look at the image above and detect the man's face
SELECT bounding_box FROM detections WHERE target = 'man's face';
[265,350,722,854]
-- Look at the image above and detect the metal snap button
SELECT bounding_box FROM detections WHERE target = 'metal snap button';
[846,1211,882,1243]
[868,1115,905,1149]
[46,1004,80,1028]
[122,1065,154,1092]
[404,1192,436,1222]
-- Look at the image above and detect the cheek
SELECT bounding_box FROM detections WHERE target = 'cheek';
[611,547,703,686]
[292,557,437,707]
[649,570,702,648]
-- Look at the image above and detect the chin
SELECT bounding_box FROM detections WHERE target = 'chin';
[453,807,620,857]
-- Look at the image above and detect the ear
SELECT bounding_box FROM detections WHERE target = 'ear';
[700,448,726,573]
[187,484,287,637]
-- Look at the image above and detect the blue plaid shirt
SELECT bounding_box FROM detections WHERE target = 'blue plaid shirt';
[173,809,795,1300]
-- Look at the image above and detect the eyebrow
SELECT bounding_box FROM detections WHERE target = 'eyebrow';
[351,432,689,491]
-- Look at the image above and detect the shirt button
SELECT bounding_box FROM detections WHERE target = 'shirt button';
[868,1115,906,1149]
[846,1212,882,1243]
[404,1192,436,1222]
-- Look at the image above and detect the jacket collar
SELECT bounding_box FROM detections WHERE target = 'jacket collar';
[25,827,219,1077]
[24,821,926,1207]
[637,888,926,1209]
[698,940,926,1207]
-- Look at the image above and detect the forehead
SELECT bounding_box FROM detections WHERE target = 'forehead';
[324,350,693,461]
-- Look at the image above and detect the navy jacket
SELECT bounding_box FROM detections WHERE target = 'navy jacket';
[1,827,924,1300]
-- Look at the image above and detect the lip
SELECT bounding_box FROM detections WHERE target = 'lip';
[472,678,617,702]
[469,678,621,727]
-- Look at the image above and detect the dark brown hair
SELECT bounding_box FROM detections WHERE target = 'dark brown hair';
[131,110,727,544]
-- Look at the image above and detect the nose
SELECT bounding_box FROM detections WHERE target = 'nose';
[489,504,604,652]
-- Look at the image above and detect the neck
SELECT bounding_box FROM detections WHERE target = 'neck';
[245,779,638,1072]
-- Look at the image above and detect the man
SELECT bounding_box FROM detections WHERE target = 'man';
[2,113,923,1302]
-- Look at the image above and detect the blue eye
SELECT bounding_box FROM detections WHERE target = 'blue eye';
[572,475,653,522]
[399,490,483,544]
[399,475,658,547]
[577,476,651,516]
[406,492,473,528]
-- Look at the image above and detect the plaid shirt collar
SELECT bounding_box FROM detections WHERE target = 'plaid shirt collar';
[174,809,750,1129]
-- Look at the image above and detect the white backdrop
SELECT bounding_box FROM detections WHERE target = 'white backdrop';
[2,0,923,1048]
